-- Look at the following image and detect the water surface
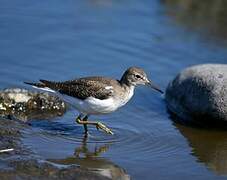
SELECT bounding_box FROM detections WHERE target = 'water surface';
[1,0,227,179]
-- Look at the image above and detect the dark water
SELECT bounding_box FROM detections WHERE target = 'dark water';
[1,0,227,179]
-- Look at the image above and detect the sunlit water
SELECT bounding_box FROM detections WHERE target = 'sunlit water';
[1,0,227,179]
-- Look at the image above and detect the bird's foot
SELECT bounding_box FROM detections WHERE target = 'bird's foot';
[76,116,114,135]
[96,122,114,135]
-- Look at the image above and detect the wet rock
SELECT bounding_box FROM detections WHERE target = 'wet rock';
[165,64,227,125]
[0,88,67,121]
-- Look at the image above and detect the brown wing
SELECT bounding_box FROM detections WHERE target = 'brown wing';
[39,77,116,100]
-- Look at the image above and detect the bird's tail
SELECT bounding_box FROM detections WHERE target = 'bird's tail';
[24,81,46,88]
[24,80,56,93]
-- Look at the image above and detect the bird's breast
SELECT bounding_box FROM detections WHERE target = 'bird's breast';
[115,85,134,107]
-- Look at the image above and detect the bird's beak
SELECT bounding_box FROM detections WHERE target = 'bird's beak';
[146,79,164,94]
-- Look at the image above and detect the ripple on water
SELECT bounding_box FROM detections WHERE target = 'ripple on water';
[22,115,180,163]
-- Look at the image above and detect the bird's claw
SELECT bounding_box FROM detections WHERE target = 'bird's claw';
[96,122,114,135]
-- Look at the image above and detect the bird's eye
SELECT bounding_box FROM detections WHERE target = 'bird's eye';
[135,74,141,79]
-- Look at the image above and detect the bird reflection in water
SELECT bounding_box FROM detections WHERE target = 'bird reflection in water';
[49,135,130,180]
[74,136,110,158]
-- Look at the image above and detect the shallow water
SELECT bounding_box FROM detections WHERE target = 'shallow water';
[1,0,227,179]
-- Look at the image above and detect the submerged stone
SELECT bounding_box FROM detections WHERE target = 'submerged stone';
[0,118,110,180]
[165,64,227,125]
[0,88,67,121]
[0,118,23,156]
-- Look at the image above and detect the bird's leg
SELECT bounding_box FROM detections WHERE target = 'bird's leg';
[75,115,114,135]
[82,115,88,135]
[76,114,88,135]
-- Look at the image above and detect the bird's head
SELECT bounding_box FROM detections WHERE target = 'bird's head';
[121,67,163,94]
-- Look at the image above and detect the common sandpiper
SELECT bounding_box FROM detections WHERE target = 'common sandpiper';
[25,67,163,135]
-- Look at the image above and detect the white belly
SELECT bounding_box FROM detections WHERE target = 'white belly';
[63,95,122,115]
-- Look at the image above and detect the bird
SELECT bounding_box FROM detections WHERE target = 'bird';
[24,67,163,135]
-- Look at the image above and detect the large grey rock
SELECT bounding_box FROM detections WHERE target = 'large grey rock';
[165,64,227,124]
